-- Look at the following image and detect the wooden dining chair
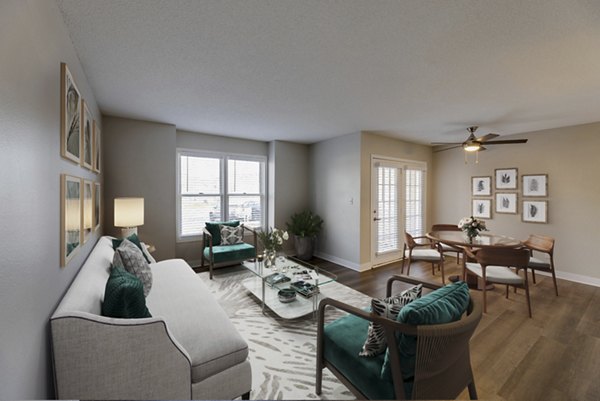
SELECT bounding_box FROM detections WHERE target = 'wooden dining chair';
[431,224,462,262]
[464,247,532,317]
[522,234,558,296]
[402,232,446,283]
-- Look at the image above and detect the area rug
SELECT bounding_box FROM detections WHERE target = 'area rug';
[197,266,372,400]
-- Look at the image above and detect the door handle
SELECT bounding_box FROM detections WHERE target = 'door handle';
[373,217,382,221]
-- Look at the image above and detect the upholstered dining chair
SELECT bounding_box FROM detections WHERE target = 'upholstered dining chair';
[431,223,462,261]
[402,232,446,283]
[522,234,558,296]
[464,247,532,317]
[316,275,482,400]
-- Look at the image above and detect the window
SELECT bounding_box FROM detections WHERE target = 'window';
[177,150,266,241]
[405,168,425,237]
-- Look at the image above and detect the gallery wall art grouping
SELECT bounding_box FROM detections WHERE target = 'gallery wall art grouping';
[471,169,549,224]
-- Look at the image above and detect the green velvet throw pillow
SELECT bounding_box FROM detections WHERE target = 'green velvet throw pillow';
[205,220,239,246]
[112,233,151,263]
[380,281,470,385]
[102,267,152,319]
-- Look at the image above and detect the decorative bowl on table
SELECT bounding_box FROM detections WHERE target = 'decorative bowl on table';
[278,288,296,303]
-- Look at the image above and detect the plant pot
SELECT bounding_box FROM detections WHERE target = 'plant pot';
[294,235,314,261]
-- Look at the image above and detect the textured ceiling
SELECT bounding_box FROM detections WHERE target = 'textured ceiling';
[56,0,600,144]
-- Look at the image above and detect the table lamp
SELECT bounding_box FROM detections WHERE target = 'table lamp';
[114,197,144,237]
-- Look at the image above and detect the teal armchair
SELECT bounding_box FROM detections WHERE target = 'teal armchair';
[316,275,482,400]
[201,223,257,279]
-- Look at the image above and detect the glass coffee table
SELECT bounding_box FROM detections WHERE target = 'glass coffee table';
[241,255,337,319]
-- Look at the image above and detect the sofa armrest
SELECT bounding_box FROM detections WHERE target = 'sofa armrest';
[51,312,192,400]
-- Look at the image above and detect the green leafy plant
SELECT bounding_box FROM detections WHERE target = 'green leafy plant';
[257,227,288,252]
[286,210,324,238]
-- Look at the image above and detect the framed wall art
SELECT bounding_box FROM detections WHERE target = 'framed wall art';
[522,200,548,223]
[495,168,518,190]
[81,100,94,170]
[472,176,492,196]
[495,192,518,214]
[472,198,492,219]
[522,174,548,197]
[94,181,101,231]
[82,180,94,243]
[93,120,101,173]
[61,174,82,266]
[60,63,81,164]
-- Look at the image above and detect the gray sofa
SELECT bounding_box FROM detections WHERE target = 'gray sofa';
[50,236,251,400]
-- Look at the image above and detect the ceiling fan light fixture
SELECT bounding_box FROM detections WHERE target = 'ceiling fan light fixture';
[463,142,481,152]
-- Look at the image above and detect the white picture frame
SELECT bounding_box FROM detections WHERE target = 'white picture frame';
[522,200,548,223]
[522,174,548,197]
[472,198,492,219]
[495,168,518,190]
[495,192,518,214]
[472,176,492,196]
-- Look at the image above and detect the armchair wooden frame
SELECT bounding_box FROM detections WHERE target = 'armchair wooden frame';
[402,232,446,283]
[522,234,557,296]
[316,275,482,400]
[431,224,463,261]
[201,224,257,279]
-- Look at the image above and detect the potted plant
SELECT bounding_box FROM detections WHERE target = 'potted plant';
[286,210,324,260]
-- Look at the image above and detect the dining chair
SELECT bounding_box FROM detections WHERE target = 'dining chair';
[464,247,532,317]
[522,234,558,296]
[402,232,446,283]
[431,224,462,262]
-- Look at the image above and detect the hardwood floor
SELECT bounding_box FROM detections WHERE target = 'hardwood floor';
[309,256,600,401]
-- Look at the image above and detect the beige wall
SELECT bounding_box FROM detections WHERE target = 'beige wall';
[309,133,362,268]
[0,1,102,398]
[103,117,177,261]
[432,122,600,283]
[360,132,434,267]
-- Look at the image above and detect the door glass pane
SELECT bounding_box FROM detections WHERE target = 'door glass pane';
[405,169,424,237]
[377,166,399,254]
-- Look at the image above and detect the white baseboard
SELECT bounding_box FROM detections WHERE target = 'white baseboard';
[314,251,370,272]
[533,269,600,288]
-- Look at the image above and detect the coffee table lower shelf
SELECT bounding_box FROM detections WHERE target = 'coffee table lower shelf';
[241,276,323,319]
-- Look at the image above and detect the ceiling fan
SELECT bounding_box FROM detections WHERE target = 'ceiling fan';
[432,126,528,153]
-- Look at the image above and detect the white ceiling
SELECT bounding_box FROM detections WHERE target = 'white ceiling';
[56,0,600,145]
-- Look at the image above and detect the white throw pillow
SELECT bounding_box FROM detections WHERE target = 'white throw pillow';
[220,225,244,245]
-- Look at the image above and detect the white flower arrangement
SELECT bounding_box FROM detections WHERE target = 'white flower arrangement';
[258,227,289,252]
[458,216,488,238]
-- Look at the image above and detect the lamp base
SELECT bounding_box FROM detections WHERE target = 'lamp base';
[120,227,138,238]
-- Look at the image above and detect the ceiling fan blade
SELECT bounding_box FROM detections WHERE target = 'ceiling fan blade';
[484,139,528,145]
[431,142,463,145]
[476,133,499,142]
[433,145,463,153]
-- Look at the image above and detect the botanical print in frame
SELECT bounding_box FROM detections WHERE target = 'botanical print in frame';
[82,180,94,243]
[522,200,548,223]
[81,100,94,170]
[495,192,518,214]
[472,176,492,196]
[61,174,82,267]
[60,63,81,163]
[93,182,101,231]
[522,174,548,197]
[495,168,518,190]
[93,120,101,173]
[472,198,492,219]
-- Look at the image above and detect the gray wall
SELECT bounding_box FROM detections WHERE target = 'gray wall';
[309,133,362,268]
[103,116,176,261]
[0,1,102,398]
[432,122,600,284]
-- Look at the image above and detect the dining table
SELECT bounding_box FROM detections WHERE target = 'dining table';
[426,230,522,289]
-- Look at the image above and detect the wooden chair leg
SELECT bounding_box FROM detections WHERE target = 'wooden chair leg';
[481,268,487,314]
[550,257,558,296]
[209,258,214,280]
[468,380,478,400]
[506,285,509,298]
[531,268,536,284]
[431,262,435,275]
[524,272,532,318]
[440,260,445,284]
[406,257,412,276]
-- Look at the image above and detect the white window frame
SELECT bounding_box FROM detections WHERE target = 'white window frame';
[176,148,267,242]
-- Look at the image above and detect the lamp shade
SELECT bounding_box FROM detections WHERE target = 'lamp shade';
[114,197,144,228]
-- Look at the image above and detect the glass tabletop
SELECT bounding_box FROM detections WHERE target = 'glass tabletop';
[427,230,522,248]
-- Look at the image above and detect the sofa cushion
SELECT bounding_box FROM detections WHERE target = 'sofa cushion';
[101,267,151,318]
[206,221,240,246]
[146,259,249,382]
[381,281,470,382]
[359,284,422,357]
[324,313,396,400]
[112,233,151,263]
[114,239,153,297]
[203,243,255,264]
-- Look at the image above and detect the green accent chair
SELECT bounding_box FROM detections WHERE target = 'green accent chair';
[201,222,257,279]
[316,275,482,400]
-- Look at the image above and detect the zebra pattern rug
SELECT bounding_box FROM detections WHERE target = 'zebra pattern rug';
[197,266,372,400]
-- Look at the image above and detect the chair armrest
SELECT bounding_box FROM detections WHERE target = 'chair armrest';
[203,227,213,250]
[241,224,258,249]
[386,274,442,297]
